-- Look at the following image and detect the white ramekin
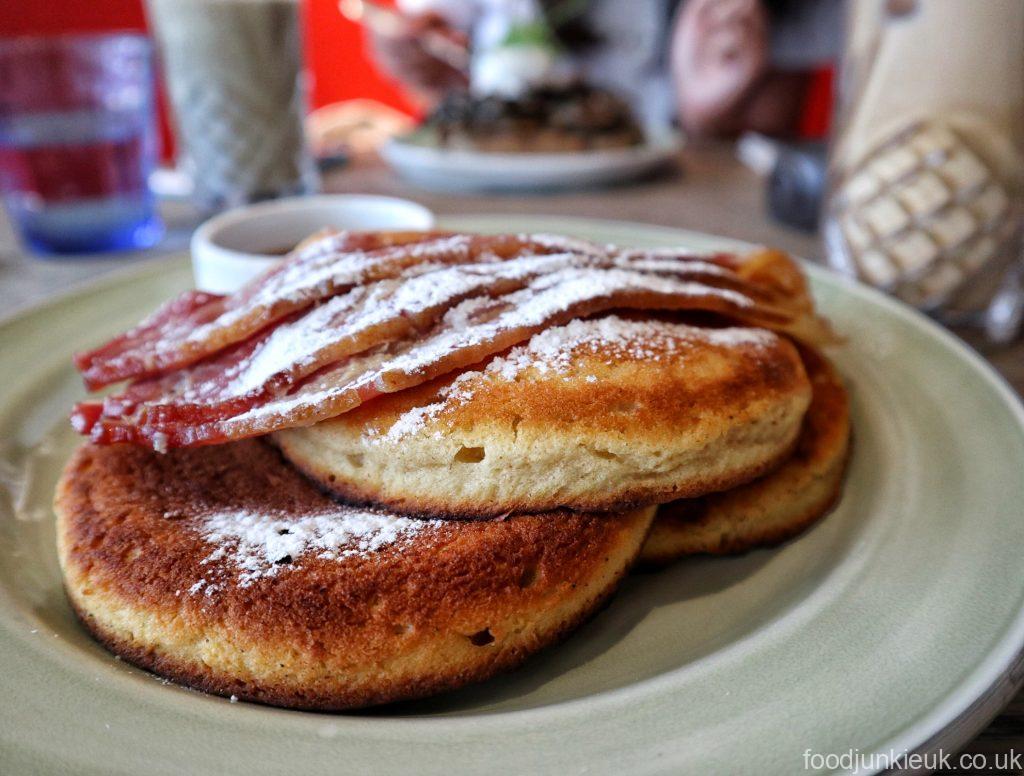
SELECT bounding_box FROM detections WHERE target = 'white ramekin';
[190,194,436,293]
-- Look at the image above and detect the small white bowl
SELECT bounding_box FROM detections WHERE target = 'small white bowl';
[190,194,436,293]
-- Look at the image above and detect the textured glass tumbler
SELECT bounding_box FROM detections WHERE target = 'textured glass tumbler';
[147,0,319,212]
[823,0,1023,343]
[0,34,163,255]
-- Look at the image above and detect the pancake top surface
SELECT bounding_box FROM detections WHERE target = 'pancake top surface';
[352,316,805,444]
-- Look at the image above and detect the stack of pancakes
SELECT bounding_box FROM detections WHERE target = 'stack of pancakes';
[56,232,849,710]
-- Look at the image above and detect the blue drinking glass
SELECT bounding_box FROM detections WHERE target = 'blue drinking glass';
[0,33,164,255]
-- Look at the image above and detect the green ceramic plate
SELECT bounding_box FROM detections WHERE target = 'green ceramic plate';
[2,216,1023,775]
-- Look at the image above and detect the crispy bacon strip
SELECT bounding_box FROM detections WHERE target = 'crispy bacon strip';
[73,231,437,388]
[71,233,834,450]
[72,289,227,389]
[75,231,574,389]
[79,267,805,448]
[73,251,786,436]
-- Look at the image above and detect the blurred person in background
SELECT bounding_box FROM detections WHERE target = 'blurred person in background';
[367,0,841,139]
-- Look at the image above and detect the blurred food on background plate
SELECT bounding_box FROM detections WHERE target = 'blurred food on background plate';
[419,82,643,152]
[350,0,651,152]
[357,0,841,142]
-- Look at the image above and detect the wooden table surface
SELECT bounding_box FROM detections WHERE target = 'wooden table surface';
[1,143,1021,770]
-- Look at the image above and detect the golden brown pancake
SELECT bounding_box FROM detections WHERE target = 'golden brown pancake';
[639,349,850,565]
[55,440,654,711]
[274,317,812,518]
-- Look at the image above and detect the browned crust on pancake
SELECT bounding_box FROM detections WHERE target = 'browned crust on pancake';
[65,555,632,711]
[55,440,654,710]
[639,348,851,565]
[639,472,844,567]
[275,322,812,517]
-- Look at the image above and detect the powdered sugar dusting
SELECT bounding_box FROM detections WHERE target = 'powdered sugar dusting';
[193,505,436,587]
[368,371,481,445]
[487,317,679,379]
[193,252,627,402]
[222,267,757,432]
[77,229,827,450]
[370,317,776,443]
[369,268,752,380]
[487,317,773,380]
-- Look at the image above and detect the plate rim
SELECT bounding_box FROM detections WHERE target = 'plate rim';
[0,252,190,331]
[383,128,683,165]
[380,133,683,193]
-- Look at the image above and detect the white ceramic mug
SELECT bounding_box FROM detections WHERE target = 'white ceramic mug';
[190,194,436,293]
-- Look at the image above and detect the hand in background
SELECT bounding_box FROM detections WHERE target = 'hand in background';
[366,12,469,108]
[671,0,769,136]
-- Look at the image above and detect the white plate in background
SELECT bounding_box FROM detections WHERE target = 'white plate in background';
[382,131,682,193]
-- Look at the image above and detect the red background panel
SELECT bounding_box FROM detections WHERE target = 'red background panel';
[0,1,149,35]
[304,0,420,115]
[0,0,411,111]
